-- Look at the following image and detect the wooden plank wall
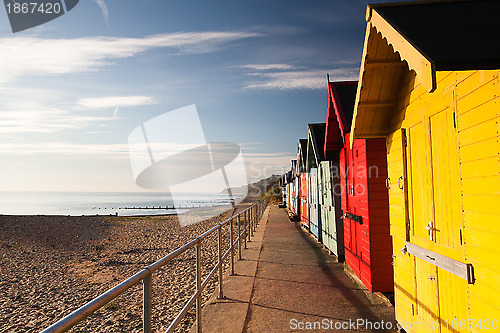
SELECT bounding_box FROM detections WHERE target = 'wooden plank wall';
[387,69,500,332]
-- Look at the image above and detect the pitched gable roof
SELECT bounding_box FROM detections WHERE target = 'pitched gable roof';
[324,80,358,155]
[306,123,326,170]
[297,139,308,173]
[351,0,500,142]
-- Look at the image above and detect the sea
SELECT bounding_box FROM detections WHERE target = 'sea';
[0,191,236,216]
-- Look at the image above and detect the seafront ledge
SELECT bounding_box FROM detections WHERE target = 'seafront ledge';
[196,205,396,332]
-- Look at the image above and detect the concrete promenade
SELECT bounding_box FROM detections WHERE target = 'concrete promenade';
[195,205,397,332]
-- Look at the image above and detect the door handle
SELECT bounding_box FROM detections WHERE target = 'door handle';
[424,221,435,241]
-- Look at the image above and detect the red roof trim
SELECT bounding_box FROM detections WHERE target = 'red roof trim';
[324,80,357,156]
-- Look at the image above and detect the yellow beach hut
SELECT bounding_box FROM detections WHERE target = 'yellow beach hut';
[351,0,500,332]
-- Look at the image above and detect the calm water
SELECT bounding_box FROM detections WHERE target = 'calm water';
[0,192,235,216]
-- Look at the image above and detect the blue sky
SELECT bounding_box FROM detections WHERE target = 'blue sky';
[0,0,401,192]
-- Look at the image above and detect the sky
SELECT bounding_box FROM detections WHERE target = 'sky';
[0,0,403,192]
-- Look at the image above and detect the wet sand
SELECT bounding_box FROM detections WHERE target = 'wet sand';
[0,201,254,332]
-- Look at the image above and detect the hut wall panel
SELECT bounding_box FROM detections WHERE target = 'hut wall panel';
[345,248,360,277]
[341,137,392,292]
[458,98,499,131]
[308,168,320,240]
[300,173,309,228]
[320,161,344,259]
[458,115,500,147]
[460,155,499,176]
[386,130,407,243]
[386,69,500,329]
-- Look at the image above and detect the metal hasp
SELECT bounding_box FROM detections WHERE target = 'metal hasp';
[344,212,362,224]
[405,242,475,284]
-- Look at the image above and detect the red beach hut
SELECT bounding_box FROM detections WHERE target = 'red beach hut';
[327,80,393,293]
[297,139,309,229]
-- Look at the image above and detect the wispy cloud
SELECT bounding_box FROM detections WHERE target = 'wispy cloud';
[0,105,113,133]
[76,96,159,109]
[93,0,109,25]
[0,142,128,155]
[0,31,262,84]
[243,66,359,90]
[239,64,294,71]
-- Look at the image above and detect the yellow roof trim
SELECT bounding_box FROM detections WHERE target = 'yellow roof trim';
[350,23,371,148]
[368,6,436,93]
[350,5,437,147]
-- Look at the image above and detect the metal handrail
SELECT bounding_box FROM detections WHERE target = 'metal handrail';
[40,199,268,333]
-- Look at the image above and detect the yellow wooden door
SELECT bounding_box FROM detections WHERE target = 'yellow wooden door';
[427,94,464,261]
[415,258,439,329]
[406,121,434,249]
[406,95,464,260]
[405,91,469,332]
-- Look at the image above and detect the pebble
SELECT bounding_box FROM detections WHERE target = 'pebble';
[0,200,254,333]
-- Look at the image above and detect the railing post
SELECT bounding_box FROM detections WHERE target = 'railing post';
[247,209,252,242]
[195,242,202,333]
[244,210,249,247]
[230,218,234,276]
[143,272,152,333]
[254,205,257,231]
[255,205,258,230]
[251,206,255,235]
[217,227,223,298]
[237,214,242,260]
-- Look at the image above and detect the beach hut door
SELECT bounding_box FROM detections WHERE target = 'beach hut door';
[404,104,469,329]
[405,105,464,261]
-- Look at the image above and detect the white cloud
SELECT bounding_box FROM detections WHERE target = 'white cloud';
[239,64,294,71]
[0,142,218,157]
[243,67,359,90]
[0,31,262,84]
[93,0,109,24]
[76,96,159,109]
[0,107,114,133]
[0,142,127,155]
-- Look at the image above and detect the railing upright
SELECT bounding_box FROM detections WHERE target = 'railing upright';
[230,218,234,276]
[237,214,242,260]
[217,227,223,299]
[248,209,252,242]
[250,206,254,236]
[195,242,202,333]
[143,273,152,333]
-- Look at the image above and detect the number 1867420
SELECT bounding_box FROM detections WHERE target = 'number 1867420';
[6,2,62,14]
[443,319,498,330]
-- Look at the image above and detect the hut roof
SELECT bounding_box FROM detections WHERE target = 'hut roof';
[306,123,326,171]
[351,0,500,142]
[297,139,308,173]
[324,80,358,155]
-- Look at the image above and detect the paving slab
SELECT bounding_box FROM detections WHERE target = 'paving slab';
[195,205,396,333]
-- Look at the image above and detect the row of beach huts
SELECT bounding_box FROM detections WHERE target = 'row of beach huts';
[279,1,499,332]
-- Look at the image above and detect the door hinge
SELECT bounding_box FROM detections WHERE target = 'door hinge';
[453,112,457,128]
